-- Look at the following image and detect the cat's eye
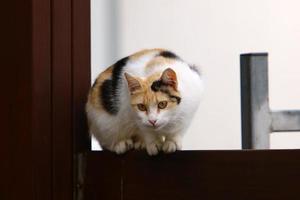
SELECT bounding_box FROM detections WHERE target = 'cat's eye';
[137,104,147,111]
[158,101,168,109]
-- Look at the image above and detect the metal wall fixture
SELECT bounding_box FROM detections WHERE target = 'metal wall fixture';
[240,53,300,149]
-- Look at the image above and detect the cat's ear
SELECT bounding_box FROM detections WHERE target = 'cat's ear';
[124,73,142,94]
[161,68,178,90]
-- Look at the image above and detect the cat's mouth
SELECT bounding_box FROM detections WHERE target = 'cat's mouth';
[146,124,159,129]
[145,123,163,130]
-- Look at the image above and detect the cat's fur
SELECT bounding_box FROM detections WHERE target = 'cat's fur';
[86,49,203,155]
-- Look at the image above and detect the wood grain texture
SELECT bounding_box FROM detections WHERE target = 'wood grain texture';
[1,0,52,199]
[85,152,122,200]
[72,0,91,153]
[0,1,34,199]
[52,0,73,199]
[72,0,91,198]
[32,0,52,199]
[86,150,300,200]
[0,0,91,199]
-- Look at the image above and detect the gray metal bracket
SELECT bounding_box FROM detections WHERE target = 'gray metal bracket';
[240,53,300,149]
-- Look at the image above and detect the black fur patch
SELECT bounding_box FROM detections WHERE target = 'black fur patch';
[158,51,179,59]
[150,80,181,104]
[169,95,181,104]
[189,64,201,76]
[100,56,129,114]
[111,56,129,89]
[101,80,118,114]
[151,80,163,92]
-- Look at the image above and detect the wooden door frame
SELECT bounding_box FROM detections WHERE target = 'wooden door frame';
[1,0,90,199]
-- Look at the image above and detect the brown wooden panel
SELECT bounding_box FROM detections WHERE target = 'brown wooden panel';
[72,0,91,198]
[0,0,52,200]
[0,1,33,199]
[31,0,52,199]
[72,0,91,153]
[85,150,300,200]
[1,0,90,199]
[52,0,73,199]
[85,152,122,200]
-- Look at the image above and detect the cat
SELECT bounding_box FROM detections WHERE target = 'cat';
[86,49,204,155]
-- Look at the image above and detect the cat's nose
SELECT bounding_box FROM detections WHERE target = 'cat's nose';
[148,120,157,126]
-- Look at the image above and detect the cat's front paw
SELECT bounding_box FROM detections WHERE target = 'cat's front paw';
[114,139,134,154]
[162,141,176,153]
[114,141,127,154]
[146,142,162,156]
[162,140,181,153]
[125,139,134,149]
[134,140,145,150]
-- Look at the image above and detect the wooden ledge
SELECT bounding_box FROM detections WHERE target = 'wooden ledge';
[84,150,300,200]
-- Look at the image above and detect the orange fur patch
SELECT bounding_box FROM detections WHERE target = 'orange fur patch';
[87,65,113,110]
[129,73,180,113]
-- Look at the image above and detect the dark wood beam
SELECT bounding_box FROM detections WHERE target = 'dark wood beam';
[85,150,300,200]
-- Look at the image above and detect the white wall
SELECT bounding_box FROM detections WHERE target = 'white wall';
[91,0,300,150]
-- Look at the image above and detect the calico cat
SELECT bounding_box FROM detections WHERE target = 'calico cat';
[86,49,203,155]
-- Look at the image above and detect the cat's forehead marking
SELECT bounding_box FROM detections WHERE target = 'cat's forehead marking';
[151,80,163,92]
[150,80,181,104]
[139,72,182,105]
[130,71,181,106]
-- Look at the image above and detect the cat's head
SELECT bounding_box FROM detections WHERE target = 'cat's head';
[125,68,181,130]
